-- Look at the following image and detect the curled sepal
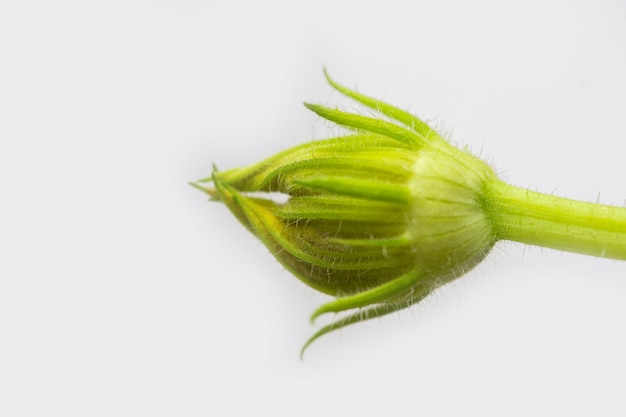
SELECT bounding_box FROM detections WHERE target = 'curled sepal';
[300,287,431,358]
[321,68,435,140]
[310,267,423,322]
[303,103,425,147]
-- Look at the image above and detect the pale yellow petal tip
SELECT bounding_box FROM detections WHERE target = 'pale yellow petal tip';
[189,181,218,199]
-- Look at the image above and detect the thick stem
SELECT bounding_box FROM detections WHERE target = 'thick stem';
[484,180,626,261]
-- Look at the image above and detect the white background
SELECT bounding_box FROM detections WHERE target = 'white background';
[2,0,626,415]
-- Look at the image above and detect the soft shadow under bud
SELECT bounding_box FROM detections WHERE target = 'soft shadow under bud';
[194,71,498,353]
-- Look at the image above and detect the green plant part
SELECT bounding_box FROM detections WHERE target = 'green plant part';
[192,70,626,355]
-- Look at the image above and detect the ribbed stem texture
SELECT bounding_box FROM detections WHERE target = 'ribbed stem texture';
[486,180,626,260]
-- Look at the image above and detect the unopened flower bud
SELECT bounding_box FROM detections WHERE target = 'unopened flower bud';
[193,71,498,351]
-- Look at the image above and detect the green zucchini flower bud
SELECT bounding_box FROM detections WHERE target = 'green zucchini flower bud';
[194,71,498,351]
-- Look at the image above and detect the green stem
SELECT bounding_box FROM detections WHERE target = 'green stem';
[485,180,626,261]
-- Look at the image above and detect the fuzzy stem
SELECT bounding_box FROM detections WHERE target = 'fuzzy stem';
[485,180,626,260]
